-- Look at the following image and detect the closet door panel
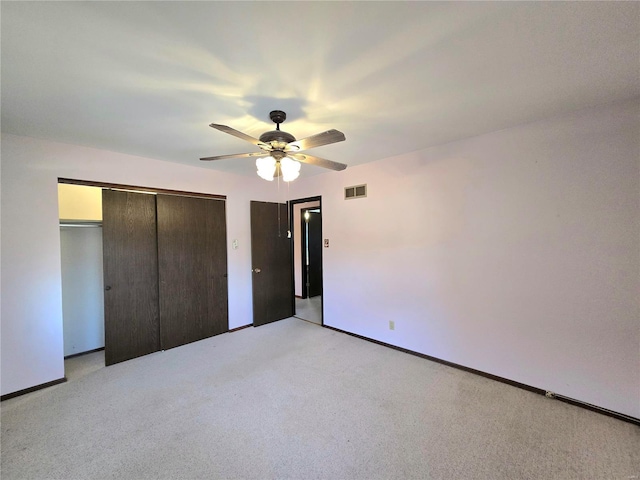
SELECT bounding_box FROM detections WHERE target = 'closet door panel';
[102,190,160,365]
[157,195,228,349]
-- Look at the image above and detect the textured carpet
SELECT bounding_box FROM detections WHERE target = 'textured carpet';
[2,318,639,479]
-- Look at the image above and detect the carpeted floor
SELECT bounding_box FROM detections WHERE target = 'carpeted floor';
[2,318,639,479]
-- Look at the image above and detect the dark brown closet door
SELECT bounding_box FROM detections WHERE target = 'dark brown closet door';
[250,201,293,326]
[102,190,160,366]
[157,195,228,350]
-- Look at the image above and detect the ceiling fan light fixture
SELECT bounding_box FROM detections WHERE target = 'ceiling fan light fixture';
[280,156,301,182]
[202,110,347,177]
[256,156,276,181]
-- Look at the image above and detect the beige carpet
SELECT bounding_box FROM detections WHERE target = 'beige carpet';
[2,318,639,479]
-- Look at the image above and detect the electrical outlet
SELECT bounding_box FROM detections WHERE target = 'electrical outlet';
[389,320,395,330]
[545,391,556,398]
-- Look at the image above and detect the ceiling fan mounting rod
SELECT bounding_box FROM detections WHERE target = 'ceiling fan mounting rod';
[269,110,286,130]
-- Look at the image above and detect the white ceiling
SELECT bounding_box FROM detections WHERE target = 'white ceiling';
[2,2,638,178]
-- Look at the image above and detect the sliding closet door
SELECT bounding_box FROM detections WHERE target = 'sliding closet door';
[102,190,160,366]
[157,195,228,350]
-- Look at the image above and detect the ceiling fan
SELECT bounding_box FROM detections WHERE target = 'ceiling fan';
[200,110,347,182]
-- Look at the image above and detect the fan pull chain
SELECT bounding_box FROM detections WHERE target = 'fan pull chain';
[287,181,292,239]
[277,169,281,237]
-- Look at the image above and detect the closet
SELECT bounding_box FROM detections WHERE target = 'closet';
[102,190,228,366]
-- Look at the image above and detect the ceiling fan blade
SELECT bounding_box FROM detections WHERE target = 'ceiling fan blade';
[200,152,269,162]
[289,153,347,171]
[209,123,270,149]
[285,129,346,152]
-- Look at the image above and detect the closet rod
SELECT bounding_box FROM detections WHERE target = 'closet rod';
[60,222,102,228]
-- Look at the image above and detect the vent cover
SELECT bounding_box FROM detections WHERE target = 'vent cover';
[345,184,367,200]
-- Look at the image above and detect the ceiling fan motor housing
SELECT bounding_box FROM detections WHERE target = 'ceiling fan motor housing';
[258,110,296,149]
[259,129,296,145]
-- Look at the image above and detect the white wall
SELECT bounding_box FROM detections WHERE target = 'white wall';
[292,200,320,296]
[0,134,278,396]
[3,98,638,417]
[288,98,640,418]
[60,225,105,356]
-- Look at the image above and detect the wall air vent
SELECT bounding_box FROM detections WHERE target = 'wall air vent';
[345,184,367,200]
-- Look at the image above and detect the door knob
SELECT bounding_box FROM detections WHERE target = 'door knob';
[105,286,112,291]
[253,268,261,273]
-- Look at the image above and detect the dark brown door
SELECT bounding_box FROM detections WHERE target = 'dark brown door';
[157,195,228,349]
[102,190,160,366]
[250,201,293,326]
[307,210,323,297]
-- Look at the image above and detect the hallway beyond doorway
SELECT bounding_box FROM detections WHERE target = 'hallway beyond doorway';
[295,296,322,325]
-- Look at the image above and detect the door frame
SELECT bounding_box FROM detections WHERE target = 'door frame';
[300,207,321,299]
[288,196,323,325]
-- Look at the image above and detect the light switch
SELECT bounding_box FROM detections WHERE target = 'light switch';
[324,239,329,248]
[232,239,239,250]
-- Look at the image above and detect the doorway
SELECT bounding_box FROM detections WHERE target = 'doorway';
[58,183,107,379]
[290,197,323,325]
